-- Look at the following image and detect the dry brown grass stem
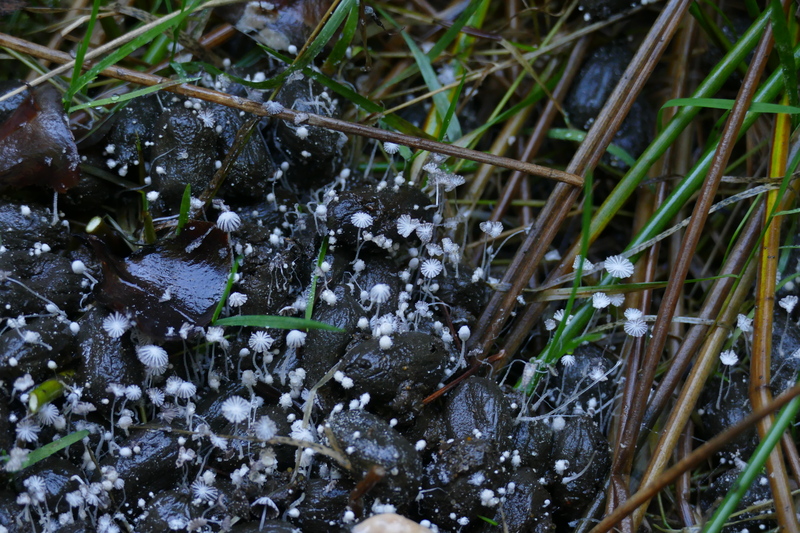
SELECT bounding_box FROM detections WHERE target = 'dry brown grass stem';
[470,0,692,358]
[591,378,800,533]
[629,15,792,530]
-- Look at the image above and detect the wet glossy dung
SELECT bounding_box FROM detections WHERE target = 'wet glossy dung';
[564,42,653,168]
[326,186,434,248]
[72,307,144,417]
[90,222,231,340]
[445,376,513,442]
[548,415,610,514]
[341,331,448,414]
[328,409,421,507]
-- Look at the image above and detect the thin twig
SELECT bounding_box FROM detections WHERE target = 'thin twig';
[0,0,240,105]
[590,382,800,533]
[0,31,582,186]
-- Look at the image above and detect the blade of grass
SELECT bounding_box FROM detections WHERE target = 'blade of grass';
[68,76,200,112]
[400,29,462,141]
[64,0,101,106]
[427,0,486,59]
[175,184,191,235]
[141,33,172,66]
[375,5,462,141]
[214,315,344,332]
[305,236,329,321]
[21,430,90,470]
[211,255,241,324]
[140,192,157,245]
[769,0,799,113]
[322,0,360,72]
[546,170,593,380]
[66,0,202,112]
[688,1,748,78]
[371,0,485,97]
[439,73,466,142]
[662,97,800,116]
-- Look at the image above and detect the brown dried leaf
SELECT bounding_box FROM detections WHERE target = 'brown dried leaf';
[0,85,80,192]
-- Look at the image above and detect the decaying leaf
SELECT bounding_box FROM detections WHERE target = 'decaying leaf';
[0,85,80,192]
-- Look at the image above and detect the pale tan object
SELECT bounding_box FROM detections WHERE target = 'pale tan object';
[352,513,431,533]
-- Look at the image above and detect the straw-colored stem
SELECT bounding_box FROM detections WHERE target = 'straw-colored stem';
[749,91,797,532]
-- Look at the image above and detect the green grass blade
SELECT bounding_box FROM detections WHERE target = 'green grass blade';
[21,430,90,470]
[427,0,485,59]
[322,0,360,71]
[548,128,637,167]
[546,170,593,374]
[214,315,345,332]
[175,184,191,235]
[141,33,172,66]
[371,0,485,98]
[702,390,800,533]
[768,0,799,112]
[67,0,200,112]
[662,97,800,114]
[211,255,241,324]
[305,236,329,320]
[439,72,466,142]
[376,6,462,141]
[399,27,462,140]
[65,0,101,106]
[688,2,747,77]
[477,516,499,526]
[68,77,200,112]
